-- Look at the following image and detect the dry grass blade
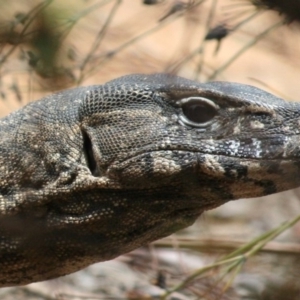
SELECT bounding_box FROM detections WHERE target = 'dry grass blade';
[154,237,300,255]
[161,214,300,299]
[208,19,283,80]
[77,0,122,84]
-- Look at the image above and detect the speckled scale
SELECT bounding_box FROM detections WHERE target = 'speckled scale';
[0,73,300,286]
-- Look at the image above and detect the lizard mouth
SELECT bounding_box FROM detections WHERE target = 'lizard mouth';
[128,131,300,163]
[114,142,299,167]
[107,144,300,194]
[82,123,300,179]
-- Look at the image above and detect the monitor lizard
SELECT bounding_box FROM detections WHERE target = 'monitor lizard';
[0,73,300,286]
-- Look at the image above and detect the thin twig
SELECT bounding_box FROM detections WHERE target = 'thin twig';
[161,214,300,299]
[84,0,206,79]
[0,0,54,66]
[77,0,122,84]
[208,20,283,80]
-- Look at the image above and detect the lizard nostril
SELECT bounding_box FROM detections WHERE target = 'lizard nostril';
[82,129,98,176]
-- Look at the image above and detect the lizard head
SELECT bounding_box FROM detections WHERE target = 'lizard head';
[80,74,300,208]
[1,73,300,286]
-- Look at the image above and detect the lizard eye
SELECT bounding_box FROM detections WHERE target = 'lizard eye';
[178,97,218,127]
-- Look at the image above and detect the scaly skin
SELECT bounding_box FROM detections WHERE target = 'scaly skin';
[0,74,300,286]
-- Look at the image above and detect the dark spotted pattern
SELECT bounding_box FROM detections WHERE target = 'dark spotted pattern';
[0,74,300,286]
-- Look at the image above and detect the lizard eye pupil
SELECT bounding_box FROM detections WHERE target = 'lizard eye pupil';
[179,97,218,127]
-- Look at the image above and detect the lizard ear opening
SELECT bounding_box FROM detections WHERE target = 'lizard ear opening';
[82,129,98,176]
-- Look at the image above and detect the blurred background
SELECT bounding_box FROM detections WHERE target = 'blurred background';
[0,0,300,299]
